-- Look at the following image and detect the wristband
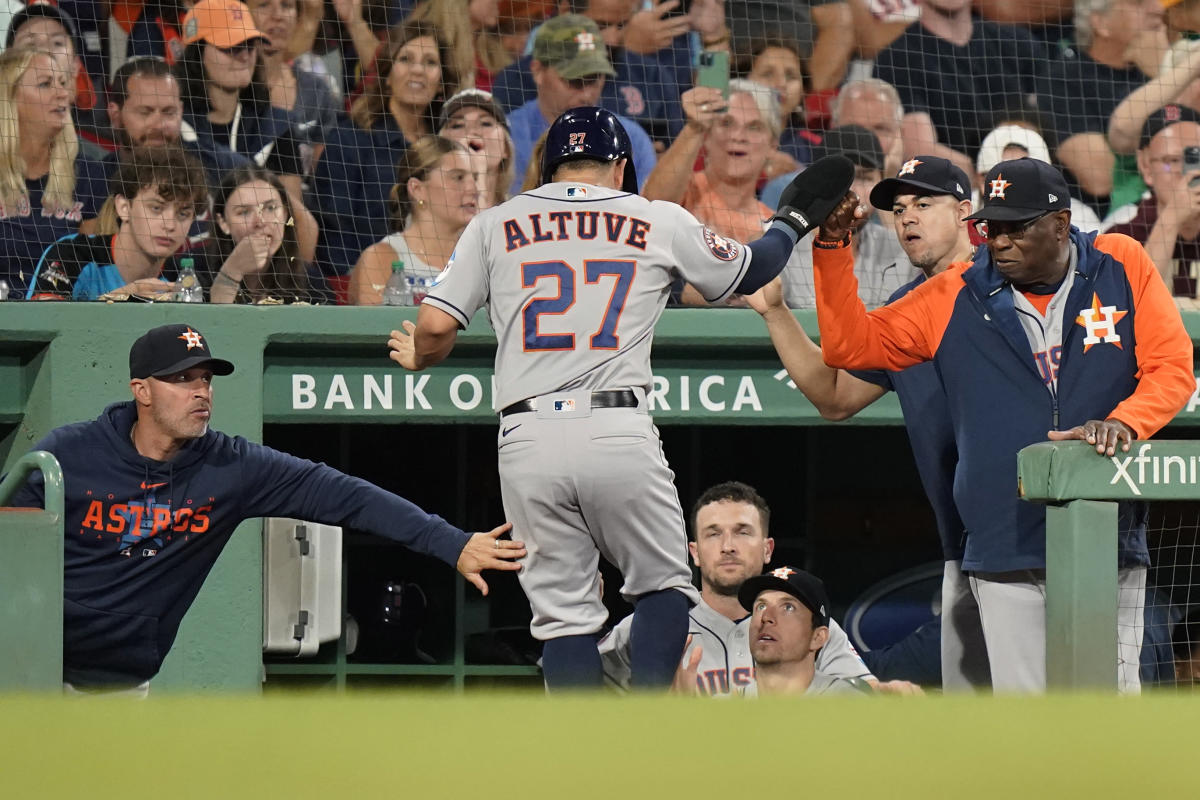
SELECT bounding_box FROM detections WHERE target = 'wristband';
[214,270,241,286]
[813,232,852,249]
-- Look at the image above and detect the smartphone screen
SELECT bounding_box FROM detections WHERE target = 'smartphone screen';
[696,50,730,99]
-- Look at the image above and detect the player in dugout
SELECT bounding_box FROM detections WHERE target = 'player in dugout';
[3,323,526,695]
[748,156,990,692]
[811,157,1196,693]
[599,480,922,695]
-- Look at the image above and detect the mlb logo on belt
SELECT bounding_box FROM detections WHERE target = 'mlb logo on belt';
[553,399,576,412]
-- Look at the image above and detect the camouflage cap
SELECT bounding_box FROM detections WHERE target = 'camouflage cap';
[532,14,615,80]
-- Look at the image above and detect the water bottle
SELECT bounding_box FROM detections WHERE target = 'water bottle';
[410,275,431,304]
[382,260,412,306]
[0,279,9,300]
[177,258,204,303]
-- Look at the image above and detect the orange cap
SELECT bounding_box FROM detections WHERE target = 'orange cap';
[182,0,268,48]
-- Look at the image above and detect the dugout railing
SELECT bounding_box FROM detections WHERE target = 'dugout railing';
[0,450,64,690]
[1019,440,1200,690]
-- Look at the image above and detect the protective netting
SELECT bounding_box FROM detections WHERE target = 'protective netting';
[0,0,1196,306]
[1146,502,1200,688]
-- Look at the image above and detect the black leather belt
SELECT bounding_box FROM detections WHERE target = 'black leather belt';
[499,389,638,418]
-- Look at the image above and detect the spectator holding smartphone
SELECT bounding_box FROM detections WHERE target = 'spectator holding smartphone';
[1106,106,1200,296]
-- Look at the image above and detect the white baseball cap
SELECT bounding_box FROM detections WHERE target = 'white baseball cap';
[976,124,1052,174]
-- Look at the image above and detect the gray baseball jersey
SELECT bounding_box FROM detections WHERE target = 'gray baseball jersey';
[1013,243,1078,394]
[599,597,875,695]
[740,671,866,697]
[425,182,752,410]
[425,182,752,640]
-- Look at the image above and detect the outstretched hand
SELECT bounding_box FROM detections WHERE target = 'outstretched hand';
[1047,418,1135,456]
[456,522,526,596]
[388,321,419,371]
[818,191,869,243]
[745,276,784,316]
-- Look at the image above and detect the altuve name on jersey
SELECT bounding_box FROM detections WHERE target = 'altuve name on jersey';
[504,211,651,253]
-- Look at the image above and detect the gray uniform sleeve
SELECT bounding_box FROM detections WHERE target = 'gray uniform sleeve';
[424,215,490,327]
[664,204,753,304]
[816,619,876,681]
[599,615,634,690]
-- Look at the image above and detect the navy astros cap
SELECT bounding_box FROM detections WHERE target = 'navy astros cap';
[869,155,971,210]
[964,157,1070,223]
[738,566,831,628]
[129,324,235,379]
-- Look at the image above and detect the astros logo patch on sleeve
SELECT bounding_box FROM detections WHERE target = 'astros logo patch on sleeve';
[702,227,740,261]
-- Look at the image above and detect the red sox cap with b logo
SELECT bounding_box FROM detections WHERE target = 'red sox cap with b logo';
[964,157,1070,223]
[129,324,236,379]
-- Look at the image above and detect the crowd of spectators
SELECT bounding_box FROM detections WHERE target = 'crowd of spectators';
[4,0,1200,308]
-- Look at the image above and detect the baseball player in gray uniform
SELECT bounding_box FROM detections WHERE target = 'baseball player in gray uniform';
[601,481,920,695]
[388,107,854,689]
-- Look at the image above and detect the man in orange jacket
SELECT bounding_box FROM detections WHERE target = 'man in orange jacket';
[811,157,1195,693]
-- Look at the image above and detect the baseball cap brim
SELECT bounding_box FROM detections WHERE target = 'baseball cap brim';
[737,574,828,625]
[185,29,267,47]
[870,177,959,211]
[962,204,1049,222]
[554,54,616,80]
[147,355,235,378]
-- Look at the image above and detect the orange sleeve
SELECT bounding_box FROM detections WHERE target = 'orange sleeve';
[812,238,961,371]
[1095,234,1196,438]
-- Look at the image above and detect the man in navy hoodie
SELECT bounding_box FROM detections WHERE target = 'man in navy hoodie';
[7,323,526,692]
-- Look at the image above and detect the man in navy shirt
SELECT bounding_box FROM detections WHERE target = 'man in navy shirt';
[490,0,689,147]
[748,156,991,691]
[873,0,1050,159]
[502,14,658,193]
[6,323,525,691]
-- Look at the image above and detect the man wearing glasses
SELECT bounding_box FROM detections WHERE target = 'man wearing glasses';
[810,156,1195,693]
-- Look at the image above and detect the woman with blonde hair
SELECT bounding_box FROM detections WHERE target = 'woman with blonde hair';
[0,45,107,296]
[311,18,459,281]
[349,134,477,305]
[408,0,513,91]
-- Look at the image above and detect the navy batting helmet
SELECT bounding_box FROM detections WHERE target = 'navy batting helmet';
[540,106,638,193]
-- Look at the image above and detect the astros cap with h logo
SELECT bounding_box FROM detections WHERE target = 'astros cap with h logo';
[965,157,1070,223]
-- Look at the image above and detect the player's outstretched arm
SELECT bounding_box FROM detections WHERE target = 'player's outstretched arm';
[456,522,526,596]
[747,277,886,420]
[388,305,461,371]
[737,156,858,296]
